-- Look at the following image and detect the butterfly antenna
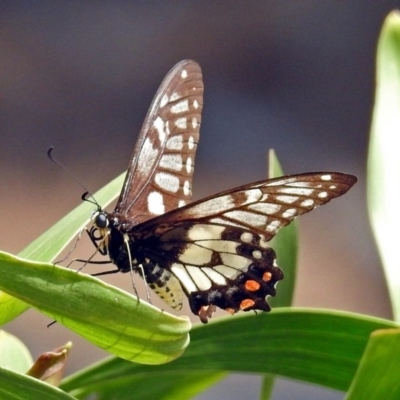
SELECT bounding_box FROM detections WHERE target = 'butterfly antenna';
[47,146,99,207]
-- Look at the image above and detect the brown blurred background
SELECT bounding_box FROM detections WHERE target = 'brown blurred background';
[1,2,398,399]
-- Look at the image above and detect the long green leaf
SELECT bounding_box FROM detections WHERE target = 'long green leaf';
[0,173,124,326]
[367,11,400,321]
[61,309,398,398]
[0,367,76,400]
[69,370,226,400]
[0,251,190,365]
[0,330,33,373]
[262,150,299,399]
[346,328,400,399]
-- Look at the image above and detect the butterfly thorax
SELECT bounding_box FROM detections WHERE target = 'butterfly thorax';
[89,210,137,273]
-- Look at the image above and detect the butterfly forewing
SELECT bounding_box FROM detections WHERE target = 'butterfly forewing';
[114,60,203,224]
[144,172,357,237]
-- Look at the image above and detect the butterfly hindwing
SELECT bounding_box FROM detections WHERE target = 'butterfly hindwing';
[158,223,283,321]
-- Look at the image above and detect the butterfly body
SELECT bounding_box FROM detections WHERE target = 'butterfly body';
[88,60,357,323]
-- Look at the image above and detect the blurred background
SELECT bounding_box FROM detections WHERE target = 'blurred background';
[1,2,399,399]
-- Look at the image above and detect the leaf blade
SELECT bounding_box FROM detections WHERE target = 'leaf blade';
[61,310,399,396]
[367,11,400,321]
[0,251,191,365]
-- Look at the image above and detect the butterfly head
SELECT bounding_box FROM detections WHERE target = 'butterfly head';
[88,210,112,255]
[91,210,109,230]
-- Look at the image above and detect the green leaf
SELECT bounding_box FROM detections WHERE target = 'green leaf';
[0,330,33,373]
[267,151,298,308]
[0,173,125,326]
[0,251,190,365]
[346,328,400,400]
[0,367,77,400]
[367,11,400,321]
[262,150,299,399]
[61,310,399,397]
[69,370,226,400]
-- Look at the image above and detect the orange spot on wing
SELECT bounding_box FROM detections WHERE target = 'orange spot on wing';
[225,308,235,315]
[245,280,260,291]
[240,299,255,310]
[263,272,272,282]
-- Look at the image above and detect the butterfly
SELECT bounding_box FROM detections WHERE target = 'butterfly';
[87,60,357,323]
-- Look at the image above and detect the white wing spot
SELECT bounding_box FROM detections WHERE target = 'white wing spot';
[192,117,198,129]
[147,191,165,215]
[220,253,252,270]
[318,191,328,198]
[282,208,297,218]
[214,265,240,279]
[259,235,270,248]
[171,264,197,293]
[248,203,281,214]
[166,135,183,150]
[178,200,186,207]
[245,189,262,204]
[279,188,315,196]
[153,117,166,142]
[179,244,213,264]
[188,136,194,149]
[137,138,158,177]
[186,156,192,173]
[181,69,188,78]
[160,94,169,108]
[198,240,238,253]
[225,210,268,227]
[183,180,191,196]
[266,220,281,233]
[202,267,227,285]
[175,117,187,129]
[170,92,180,101]
[193,100,199,109]
[276,195,299,204]
[241,232,253,243]
[300,199,314,207]
[155,172,180,193]
[186,194,235,216]
[170,99,189,114]
[187,266,212,290]
[188,224,225,240]
[321,174,332,181]
[329,185,337,190]
[160,154,183,171]
[252,250,262,259]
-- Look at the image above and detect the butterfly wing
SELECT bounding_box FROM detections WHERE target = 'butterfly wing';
[132,172,356,321]
[115,60,203,224]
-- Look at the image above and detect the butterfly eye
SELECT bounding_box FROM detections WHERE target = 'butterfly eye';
[94,212,108,229]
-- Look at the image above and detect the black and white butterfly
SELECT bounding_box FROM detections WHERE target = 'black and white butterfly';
[87,60,357,323]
